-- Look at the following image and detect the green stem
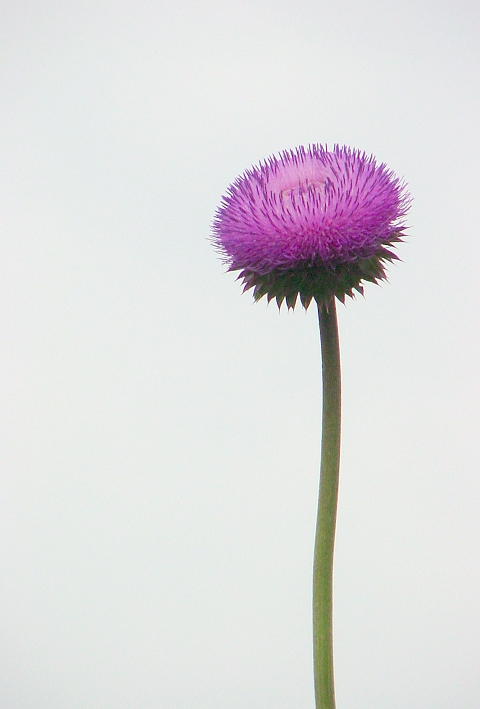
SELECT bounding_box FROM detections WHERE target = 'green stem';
[313,299,341,709]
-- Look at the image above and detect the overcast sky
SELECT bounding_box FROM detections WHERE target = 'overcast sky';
[1,1,480,708]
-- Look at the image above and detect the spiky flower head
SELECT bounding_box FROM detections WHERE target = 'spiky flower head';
[212,144,410,309]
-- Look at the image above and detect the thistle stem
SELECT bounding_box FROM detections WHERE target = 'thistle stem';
[313,299,341,709]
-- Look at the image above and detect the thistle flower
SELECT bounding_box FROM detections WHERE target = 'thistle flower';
[212,144,410,309]
[211,146,411,709]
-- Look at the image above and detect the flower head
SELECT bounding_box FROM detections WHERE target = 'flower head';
[212,144,410,309]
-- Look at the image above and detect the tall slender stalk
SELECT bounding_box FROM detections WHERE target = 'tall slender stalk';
[313,298,342,709]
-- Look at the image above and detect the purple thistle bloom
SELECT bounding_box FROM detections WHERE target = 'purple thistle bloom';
[212,145,410,309]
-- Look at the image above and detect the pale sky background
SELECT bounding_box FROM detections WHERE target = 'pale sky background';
[1,1,479,708]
